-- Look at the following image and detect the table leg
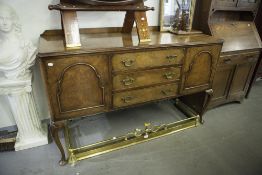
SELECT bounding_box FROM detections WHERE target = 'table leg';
[199,89,214,124]
[50,121,67,166]
[177,89,214,124]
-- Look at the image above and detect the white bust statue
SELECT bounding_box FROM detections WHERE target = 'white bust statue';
[0,3,36,81]
[0,3,48,151]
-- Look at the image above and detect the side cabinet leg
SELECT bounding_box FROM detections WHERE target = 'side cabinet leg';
[200,89,214,124]
[50,121,67,166]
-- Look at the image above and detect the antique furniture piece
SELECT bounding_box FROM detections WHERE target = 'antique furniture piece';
[65,99,202,164]
[38,28,222,165]
[48,0,153,48]
[194,0,262,108]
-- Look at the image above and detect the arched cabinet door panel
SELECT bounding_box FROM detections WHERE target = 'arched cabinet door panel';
[181,45,222,94]
[57,63,104,113]
[43,54,109,121]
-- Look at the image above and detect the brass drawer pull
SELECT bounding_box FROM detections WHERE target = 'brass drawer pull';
[121,96,134,103]
[166,55,177,62]
[121,59,135,67]
[223,58,232,64]
[161,89,174,96]
[122,77,135,86]
[164,72,175,80]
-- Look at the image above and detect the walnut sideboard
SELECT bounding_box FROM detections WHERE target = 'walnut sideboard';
[38,30,223,165]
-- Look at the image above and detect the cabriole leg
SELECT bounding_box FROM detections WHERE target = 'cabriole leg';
[177,89,214,124]
[50,121,67,166]
[199,89,214,124]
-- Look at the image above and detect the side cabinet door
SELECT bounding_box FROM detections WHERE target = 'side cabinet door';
[209,64,235,107]
[228,62,256,100]
[42,54,109,120]
[181,45,221,94]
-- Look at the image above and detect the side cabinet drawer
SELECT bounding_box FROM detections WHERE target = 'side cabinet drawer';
[237,0,261,9]
[213,0,237,8]
[219,52,260,65]
[41,54,110,120]
[112,48,185,71]
[113,83,179,108]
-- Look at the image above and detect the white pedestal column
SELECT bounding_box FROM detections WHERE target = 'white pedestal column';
[0,3,48,151]
[0,80,48,151]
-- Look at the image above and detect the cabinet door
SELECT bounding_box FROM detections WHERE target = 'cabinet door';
[42,54,110,121]
[237,0,260,9]
[228,62,256,100]
[213,0,238,8]
[181,45,222,94]
[209,64,235,107]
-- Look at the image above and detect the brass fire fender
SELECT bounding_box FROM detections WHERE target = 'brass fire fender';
[64,99,201,165]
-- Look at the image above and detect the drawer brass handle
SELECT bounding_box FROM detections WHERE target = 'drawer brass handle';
[122,77,135,86]
[121,96,134,103]
[164,72,175,80]
[223,58,232,64]
[166,55,177,62]
[161,89,174,96]
[121,59,135,67]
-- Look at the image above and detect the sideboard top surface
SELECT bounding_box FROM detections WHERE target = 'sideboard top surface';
[38,31,223,57]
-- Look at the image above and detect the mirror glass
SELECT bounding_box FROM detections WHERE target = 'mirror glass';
[160,0,196,32]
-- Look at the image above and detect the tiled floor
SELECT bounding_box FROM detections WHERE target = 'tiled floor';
[0,81,262,175]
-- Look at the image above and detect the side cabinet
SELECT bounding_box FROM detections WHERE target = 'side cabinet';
[209,51,259,108]
[40,54,110,121]
[181,45,222,95]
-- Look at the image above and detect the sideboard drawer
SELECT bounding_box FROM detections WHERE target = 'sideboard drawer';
[113,67,181,91]
[112,48,185,71]
[113,83,179,108]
